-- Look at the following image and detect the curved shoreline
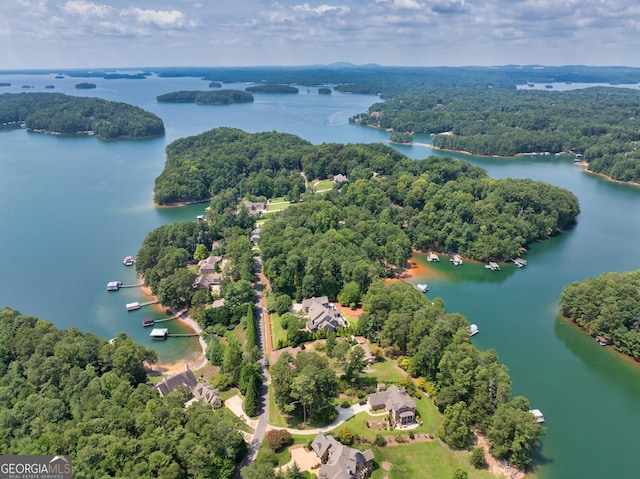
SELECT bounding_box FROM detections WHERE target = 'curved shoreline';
[139,284,208,375]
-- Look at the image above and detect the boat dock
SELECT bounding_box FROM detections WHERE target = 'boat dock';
[511,258,527,268]
[450,254,463,266]
[529,409,545,423]
[596,335,613,346]
[125,300,159,311]
[107,281,143,291]
[416,283,429,293]
[167,333,199,338]
[485,262,500,271]
[470,324,479,336]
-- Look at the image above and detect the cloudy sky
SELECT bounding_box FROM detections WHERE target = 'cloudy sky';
[2,0,639,69]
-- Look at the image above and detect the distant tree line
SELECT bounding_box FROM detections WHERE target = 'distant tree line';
[560,270,640,360]
[157,90,254,105]
[318,87,332,95]
[0,92,165,139]
[351,87,640,183]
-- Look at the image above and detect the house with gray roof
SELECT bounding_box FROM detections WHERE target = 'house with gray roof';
[156,369,198,397]
[192,383,222,408]
[193,273,223,291]
[311,433,374,479]
[303,296,346,333]
[198,255,222,274]
[156,369,222,408]
[367,385,416,426]
[238,199,267,216]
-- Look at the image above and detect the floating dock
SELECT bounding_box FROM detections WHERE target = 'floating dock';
[485,262,500,271]
[123,256,135,266]
[416,283,429,293]
[529,409,545,423]
[596,335,613,346]
[125,300,158,311]
[149,328,169,340]
[142,318,155,327]
[450,254,463,266]
[470,324,479,336]
[107,281,143,291]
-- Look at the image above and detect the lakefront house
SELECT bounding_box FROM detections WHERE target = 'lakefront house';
[311,432,374,479]
[367,385,416,427]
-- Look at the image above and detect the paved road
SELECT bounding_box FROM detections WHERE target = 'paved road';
[241,256,271,466]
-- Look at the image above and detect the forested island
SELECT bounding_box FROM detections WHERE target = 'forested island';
[351,87,640,183]
[75,82,96,89]
[318,87,332,95]
[0,307,247,478]
[560,270,640,360]
[157,90,254,105]
[245,84,299,94]
[0,92,165,139]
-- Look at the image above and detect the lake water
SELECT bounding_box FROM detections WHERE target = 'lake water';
[1,73,639,478]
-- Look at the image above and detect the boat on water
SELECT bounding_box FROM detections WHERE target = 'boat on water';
[469,324,479,336]
[416,283,429,293]
[485,262,500,271]
[123,256,135,266]
[450,254,463,266]
[426,252,440,262]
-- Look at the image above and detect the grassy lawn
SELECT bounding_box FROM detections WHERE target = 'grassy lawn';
[313,179,334,191]
[338,395,441,440]
[269,312,288,350]
[364,359,406,383]
[364,441,495,479]
[266,202,292,213]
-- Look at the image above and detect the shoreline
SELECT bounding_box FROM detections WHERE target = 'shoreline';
[139,284,208,375]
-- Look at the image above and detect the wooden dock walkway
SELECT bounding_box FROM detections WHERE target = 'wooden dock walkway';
[167,333,200,337]
[120,283,144,288]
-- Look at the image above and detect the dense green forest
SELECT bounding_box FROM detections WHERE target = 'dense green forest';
[156,90,254,104]
[351,87,640,183]
[244,84,299,94]
[0,307,247,478]
[560,270,640,360]
[155,128,578,270]
[318,87,331,95]
[0,92,165,139]
[154,128,309,204]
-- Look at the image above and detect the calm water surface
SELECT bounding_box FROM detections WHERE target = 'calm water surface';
[1,73,639,478]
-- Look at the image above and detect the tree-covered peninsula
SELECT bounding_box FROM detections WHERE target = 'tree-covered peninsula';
[154,127,579,264]
[156,89,254,105]
[244,84,299,94]
[0,307,247,478]
[560,270,640,360]
[351,87,640,183]
[0,92,165,139]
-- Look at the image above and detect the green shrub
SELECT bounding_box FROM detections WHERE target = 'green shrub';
[470,446,488,469]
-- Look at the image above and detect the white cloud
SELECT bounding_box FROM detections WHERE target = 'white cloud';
[121,7,188,29]
[63,0,112,18]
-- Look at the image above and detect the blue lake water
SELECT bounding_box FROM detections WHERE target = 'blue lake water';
[1,72,640,478]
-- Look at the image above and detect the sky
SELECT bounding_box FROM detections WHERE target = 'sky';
[2,0,640,69]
